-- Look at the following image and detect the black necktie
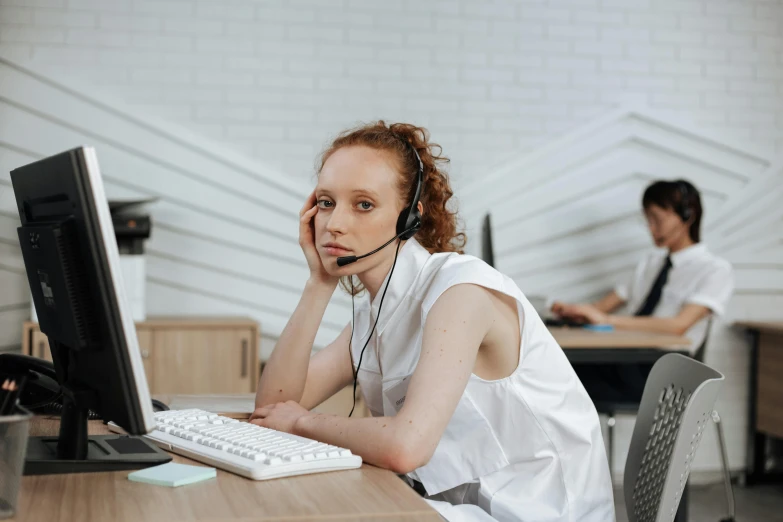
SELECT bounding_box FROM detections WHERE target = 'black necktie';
[635,256,672,316]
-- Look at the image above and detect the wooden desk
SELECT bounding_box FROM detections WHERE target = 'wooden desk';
[734,321,783,485]
[550,327,691,364]
[11,414,439,521]
[153,387,366,420]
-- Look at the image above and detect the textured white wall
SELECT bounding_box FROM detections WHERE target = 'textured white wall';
[0,0,781,190]
[0,57,351,356]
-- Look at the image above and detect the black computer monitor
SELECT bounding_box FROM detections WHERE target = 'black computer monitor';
[481,213,495,268]
[10,146,171,474]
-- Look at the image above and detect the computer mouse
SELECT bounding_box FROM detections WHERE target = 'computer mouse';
[151,399,170,412]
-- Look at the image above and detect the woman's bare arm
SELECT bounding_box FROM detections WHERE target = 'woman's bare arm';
[256,280,344,408]
[290,284,494,474]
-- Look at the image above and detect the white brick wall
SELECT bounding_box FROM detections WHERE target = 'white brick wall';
[1,0,781,186]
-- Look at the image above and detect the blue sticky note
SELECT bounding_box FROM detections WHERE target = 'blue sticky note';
[583,324,614,332]
[128,462,216,487]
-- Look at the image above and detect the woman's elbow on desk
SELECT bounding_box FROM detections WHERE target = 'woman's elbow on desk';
[380,437,432,475]
[378,421,436,475]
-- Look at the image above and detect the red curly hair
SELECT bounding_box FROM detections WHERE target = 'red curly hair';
[318,121,466,294]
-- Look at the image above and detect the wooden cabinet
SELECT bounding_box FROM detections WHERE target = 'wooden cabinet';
[22,317,259,395]
[757,332,783,439]
[30,329,53,362]
[147,328,254,394]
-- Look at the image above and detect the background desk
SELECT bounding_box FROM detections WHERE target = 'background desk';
[735,321,783,485]
[549,327,691,364]
[11,407,439,521]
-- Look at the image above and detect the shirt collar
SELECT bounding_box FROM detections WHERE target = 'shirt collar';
[669,242,707,268]
[368,237,432,334]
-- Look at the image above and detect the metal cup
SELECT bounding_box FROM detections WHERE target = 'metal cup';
[0,406,32,519]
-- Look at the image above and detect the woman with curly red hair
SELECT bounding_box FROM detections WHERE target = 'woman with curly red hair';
[250,122,614,522]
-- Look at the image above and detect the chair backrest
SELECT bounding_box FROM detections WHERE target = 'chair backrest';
[624,353,724,522]
[692,317,712,363]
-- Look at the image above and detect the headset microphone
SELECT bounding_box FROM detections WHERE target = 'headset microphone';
[336,221,420,267]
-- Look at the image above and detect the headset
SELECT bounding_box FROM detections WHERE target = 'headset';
[675,180,693,223]
[396,147,424,239]
[345,136,424,416]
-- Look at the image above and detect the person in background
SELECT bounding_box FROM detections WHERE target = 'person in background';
[551,179,734,402]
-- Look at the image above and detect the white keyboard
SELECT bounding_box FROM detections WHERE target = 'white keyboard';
[110,408,362,480]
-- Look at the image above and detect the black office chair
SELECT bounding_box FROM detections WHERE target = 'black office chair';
[595,320,736,522]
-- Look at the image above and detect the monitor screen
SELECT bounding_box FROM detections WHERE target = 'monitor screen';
[10,146,168,474]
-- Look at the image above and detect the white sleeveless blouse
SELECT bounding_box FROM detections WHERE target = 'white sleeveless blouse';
[351,239,615,522]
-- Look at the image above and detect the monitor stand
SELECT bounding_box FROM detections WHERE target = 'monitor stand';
[23,393,171,475]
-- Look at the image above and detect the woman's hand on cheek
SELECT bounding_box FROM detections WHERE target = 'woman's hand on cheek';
[249,400,312,435]
[299,191,339,288]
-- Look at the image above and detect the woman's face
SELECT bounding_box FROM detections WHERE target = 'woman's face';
[315,145,404,276]
[644,204,688,249]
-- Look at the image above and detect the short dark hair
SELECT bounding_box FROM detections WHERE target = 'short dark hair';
[642,179,702,243]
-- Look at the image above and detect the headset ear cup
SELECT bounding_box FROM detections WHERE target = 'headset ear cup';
[401,213,421,240]
[678,182,692,222]
[680,195,692,222]
[396,208,421,240]
[395,210,409,237]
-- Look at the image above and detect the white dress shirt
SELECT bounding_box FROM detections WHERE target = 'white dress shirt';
[352,238,615,522]
[614,243,734,353]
